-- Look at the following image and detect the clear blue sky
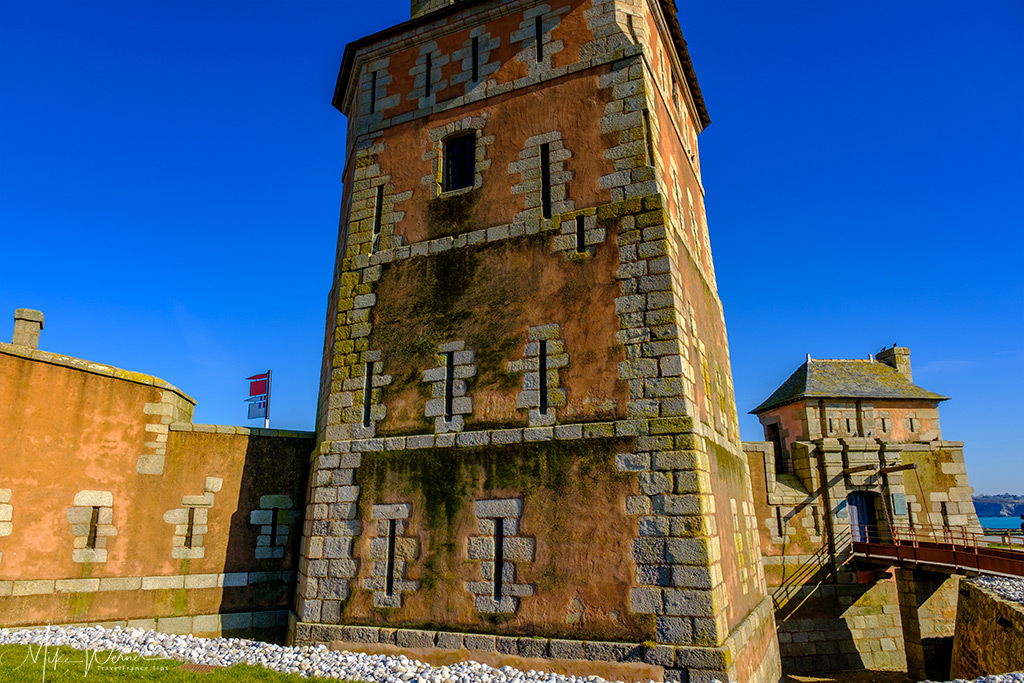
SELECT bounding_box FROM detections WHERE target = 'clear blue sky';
[1,2,1021,494]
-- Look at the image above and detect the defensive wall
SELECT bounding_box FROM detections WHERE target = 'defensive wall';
[951,581,1024,679]
[744,436,976,678]
[0,310,314,640]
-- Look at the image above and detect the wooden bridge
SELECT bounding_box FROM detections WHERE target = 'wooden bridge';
[852,522,1024,578]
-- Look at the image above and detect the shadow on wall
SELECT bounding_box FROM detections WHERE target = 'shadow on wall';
[774,551,907,675]
[218,435,312,644]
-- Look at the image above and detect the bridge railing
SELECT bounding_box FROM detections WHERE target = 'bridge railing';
[982,528,1024,550]
[851,522,1024,578]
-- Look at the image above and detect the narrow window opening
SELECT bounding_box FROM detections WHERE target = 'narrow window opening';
[535,17,544,62]
[87,506,100,550]
[369,71,377,114]
[812,507,821,535]
[539,340,549,415]
[766,423,790,475]
[362,362,373,428]
[425,53,433,96]
[575,215,586,254]
[626,14,637,43]
[444,351,455,422]
[386,519,397,596]
[472,37,480,82]
[540,143,552,219]
[940,501,950,528]
[269,507,279,547]
[185,506,196,549]
[442,134,476,192]
[372,184,384,252]
[642,110,656,166]
[493,517,504,601]
[776,507,784,537]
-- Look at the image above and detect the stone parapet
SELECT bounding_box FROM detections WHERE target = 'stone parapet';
[168,422,315,439]
[951,580,1024,679]
[0,341,194,405]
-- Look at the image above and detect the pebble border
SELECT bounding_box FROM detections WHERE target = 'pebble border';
[0,625,663,683]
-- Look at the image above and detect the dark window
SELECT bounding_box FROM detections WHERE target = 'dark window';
[269,507,280,547]
[386,519,397,596]
[425,53,433,96]
[185,507,196,548]
[540,143,552,219]
[535,17,544,61]
[493,518,505,600]
[472,37,480,82]
[362,362,373,428]
[766,423,791,475]
[443,134,476,192]
[444,351,455,421]
[538,340,549,414]
[372,184,384,252]
[87,506,100,550]
[369,71,377,114]
[575,215,585,253]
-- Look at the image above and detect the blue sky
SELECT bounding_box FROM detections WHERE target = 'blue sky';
[1,1,1021,494]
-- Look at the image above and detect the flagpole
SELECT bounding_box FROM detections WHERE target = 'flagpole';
[265,369,272,429]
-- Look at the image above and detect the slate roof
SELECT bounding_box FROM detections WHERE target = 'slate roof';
[751,359,948,414]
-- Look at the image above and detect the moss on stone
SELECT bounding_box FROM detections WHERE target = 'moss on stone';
[349,438,650,641]
[426,188,480,239]
[368,232,550,432]
[355,439,631,540]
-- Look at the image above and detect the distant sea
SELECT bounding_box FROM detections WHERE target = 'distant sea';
[979,516,1023,530]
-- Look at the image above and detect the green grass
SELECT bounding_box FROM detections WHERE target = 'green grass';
[0,644,354,682]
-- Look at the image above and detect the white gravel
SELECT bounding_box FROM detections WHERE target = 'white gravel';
[2,624,1019,683]
[974,576,1024,606]
[921,675,1024,683]
[0,625,654,683]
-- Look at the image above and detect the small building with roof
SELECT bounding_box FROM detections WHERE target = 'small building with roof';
[743,345,981,678]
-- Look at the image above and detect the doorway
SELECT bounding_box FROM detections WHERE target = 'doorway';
[849,491,880,543]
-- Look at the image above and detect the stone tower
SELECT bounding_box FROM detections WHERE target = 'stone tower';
[293,2,781,681]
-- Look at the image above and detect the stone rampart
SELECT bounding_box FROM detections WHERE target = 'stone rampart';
[0,339,314,639]
[951,580,1024,678]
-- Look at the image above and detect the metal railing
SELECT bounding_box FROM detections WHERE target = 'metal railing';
[982,528,1024,550]
[851,522,1024,578]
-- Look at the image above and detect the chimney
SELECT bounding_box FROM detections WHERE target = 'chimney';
[876,345,912,382]
[12,309,44,349]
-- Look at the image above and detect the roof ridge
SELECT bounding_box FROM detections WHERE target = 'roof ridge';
[752,355,948,415]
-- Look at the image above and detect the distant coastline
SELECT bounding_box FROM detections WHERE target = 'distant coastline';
[973,493,1024,519]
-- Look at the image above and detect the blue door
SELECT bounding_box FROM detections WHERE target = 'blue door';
[848,492,877,543]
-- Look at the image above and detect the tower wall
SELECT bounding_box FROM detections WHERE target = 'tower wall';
[299,2,781,681]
